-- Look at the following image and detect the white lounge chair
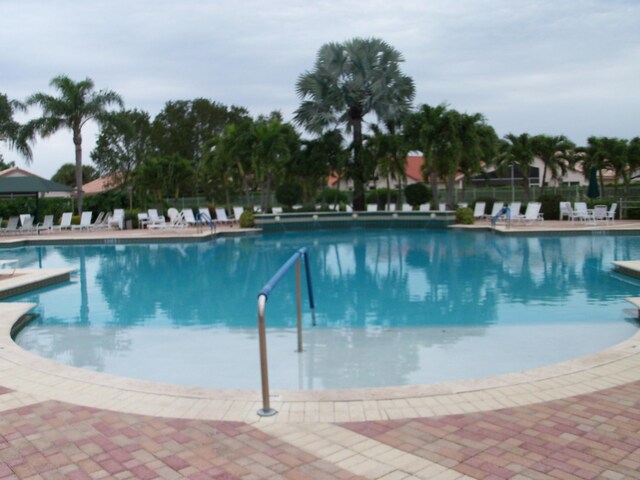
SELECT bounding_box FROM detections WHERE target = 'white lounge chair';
[607,203,617,222]
[53,212,73,231]
[402,204,413,212]
[36,215,54,234]
[147,209,165,226]
[573,202,590,222]
[18,215,36,233]
[271,206,283,214]
[438,203,446,212]
[232,206,244,222]
[215,207,235,226]
[517,202,543,224]
[72,211,93,230]
[366,204,378,212]
[108,209,125,230]
[387,203,396,212]
[181,208,198,226]
[90,212,106,230]
[507,202,521,217]
[592,205,608,223]
[198,207,212,222]
[472,202,486,219]
[1,217,19,235]
[489,202,504,219]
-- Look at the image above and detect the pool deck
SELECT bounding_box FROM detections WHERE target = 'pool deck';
[1,221,640,479]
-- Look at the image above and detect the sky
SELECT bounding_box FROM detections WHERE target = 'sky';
[1,0,639,180]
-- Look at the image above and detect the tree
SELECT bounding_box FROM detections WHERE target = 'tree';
[497,133,536,202]
[91,109,153,188]
[367,122,409,208]
[531,134,575,194]
[135,155,194,205]
[22,76,123,214]
[51,163,98,187]
[294,37,415,210]
[0,93,31,160]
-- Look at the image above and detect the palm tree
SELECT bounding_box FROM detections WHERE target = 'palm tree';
[0,94,31,160]
[367,122,409,208]
[498,133,536,202]
[531,134,575,194]
[294,38,415,210]
[22,75,123,214]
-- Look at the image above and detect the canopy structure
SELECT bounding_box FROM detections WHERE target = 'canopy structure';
[0,176,73,223]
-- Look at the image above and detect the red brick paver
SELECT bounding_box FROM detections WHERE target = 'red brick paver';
[342,381,640,479]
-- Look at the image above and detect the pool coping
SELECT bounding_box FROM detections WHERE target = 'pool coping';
[2,272,640,424]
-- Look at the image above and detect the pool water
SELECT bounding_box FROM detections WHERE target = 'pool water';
[8,229,640,390]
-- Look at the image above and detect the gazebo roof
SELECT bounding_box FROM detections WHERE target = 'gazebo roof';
[0,176,73,195]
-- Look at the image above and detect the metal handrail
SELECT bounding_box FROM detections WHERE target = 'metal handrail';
[256,247,315,417]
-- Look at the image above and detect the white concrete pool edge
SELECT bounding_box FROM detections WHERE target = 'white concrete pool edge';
[2,272,640,424]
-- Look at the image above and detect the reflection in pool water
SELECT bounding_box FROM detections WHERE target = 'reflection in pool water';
[8,229,640,390]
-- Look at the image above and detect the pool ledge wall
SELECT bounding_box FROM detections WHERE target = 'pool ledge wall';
[0,268,74,300]
[3,295,640,423]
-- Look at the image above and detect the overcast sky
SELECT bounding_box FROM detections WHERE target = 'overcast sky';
[1,0,639,179]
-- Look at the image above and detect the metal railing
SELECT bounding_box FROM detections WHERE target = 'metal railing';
[256,247,315,417]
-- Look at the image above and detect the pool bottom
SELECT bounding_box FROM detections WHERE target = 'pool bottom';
[15,321,637,390]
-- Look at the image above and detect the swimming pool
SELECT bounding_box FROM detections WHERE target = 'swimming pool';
[8,229,640,390]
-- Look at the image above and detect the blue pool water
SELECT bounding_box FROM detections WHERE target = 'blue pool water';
[7,229,640,390]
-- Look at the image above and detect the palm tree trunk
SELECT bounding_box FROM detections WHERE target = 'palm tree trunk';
[352,117,365,211]
[73,126,84,215]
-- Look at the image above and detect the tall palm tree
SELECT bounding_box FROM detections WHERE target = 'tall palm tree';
[367,122,409,208]
[0,94,32,160]
[498,133,536,202]
[531,134,575,194]
[23,75,123,214]
[294,38,415,210]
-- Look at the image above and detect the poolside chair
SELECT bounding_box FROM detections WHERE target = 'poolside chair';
[181,208,198,226]
[402,204,413,212]
[573,202,590,222]
[0,216,19,235]
[606,203,617,222]
[366,204,378,212]
[232,206,244,221]
[507,202,521,217]
[592,205,608,223]
[198,207,212,223]
[137,212,149,229]
[438,203,447,212]
[89,212,106,230]
[36,215,54,234]
[418,204,429,212]
[271,206,283,214]
[387,203,396,212]
[72,211,93,230]
[472,201,486,219]
[18,215,36,233]
[458,202,468,208]
[147,209,165,226]
[345,204,353,212]
[53,212,73,231]
[108,209,125,230]
[516,202,543,224]
[489,202,504,219]
[148,208,186,229]
[559,202,572,221]
[215,207,235,226]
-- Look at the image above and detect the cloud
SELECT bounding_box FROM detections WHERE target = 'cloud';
[0,0,638,178]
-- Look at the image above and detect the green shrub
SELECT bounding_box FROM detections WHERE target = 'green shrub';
[239,210,255,228]
[366,188,399,208]
[316,188,348,205]
[456,207,474,225]
[538,193,562,220]
[275,183,303,207]
[405,183,431,207]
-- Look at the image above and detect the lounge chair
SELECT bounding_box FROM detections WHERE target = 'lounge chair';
[402,204,413,212]
[0,217,19,235]
[271,206,283,214]
[438,203,447,212]
[517,202,543,224]
[148,209,165,226]
[198,207,212,222]
[148,208,187,229]
[90,212,106,229]
[18,215,36,233]
[489,202,504,219]
[53,212,73,231]
[108,209,125,230]
[573,202,590,222]
[366,204,378,212]
[507,202,521,217]
[387,203,396,212]
[606,203,617,222]
[181,208,198,226]
[232,206,244,222]
[419,204,429,212]
[472,201,486,219]
[215,207,235,226]
[72,211,93,230]
[37,215,54,234]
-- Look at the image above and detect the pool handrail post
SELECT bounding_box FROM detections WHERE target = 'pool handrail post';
[302,249,316,326]
[256,247,315,417]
